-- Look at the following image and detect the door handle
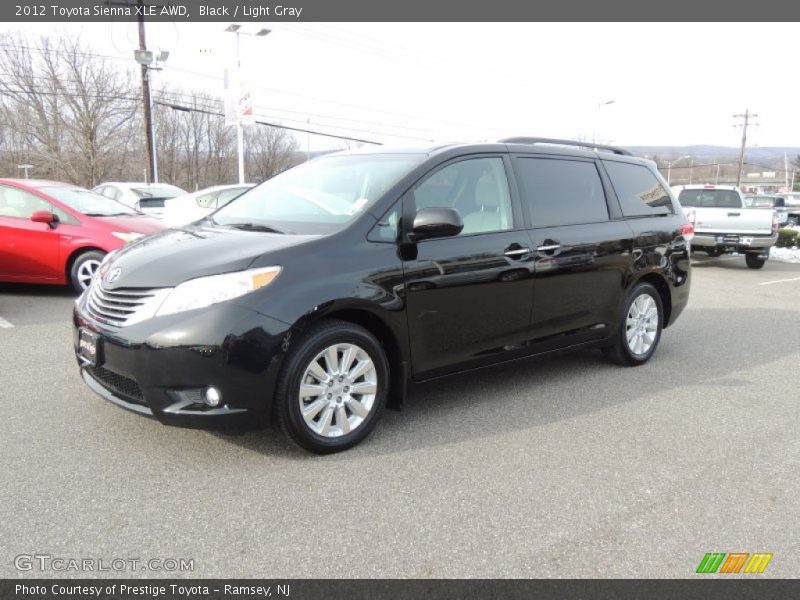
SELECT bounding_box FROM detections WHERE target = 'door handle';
[504,246,531,258]
[727,212,741,217]
[536,243,561,255]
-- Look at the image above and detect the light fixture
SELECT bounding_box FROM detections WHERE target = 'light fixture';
[225,24,241,32]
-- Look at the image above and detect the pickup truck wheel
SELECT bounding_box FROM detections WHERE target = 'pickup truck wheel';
[787,216,799,227]
[274,319,389,454]
[705,247,723,257]
[745,254,766,269]
[602,282,663,367]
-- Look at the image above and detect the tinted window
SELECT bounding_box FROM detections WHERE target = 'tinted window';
[514,158,608,227]
[604,161,673,216]
[678,189,742,209]
[412,157,513,235]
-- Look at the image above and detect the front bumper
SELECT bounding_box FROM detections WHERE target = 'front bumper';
[693,232,778,252]
[73,299,292,428]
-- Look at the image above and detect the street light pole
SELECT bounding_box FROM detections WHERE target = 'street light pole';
[225,25,271,185]
[666,155,691,185]
[593,99,615,145]
[235,31,245,184]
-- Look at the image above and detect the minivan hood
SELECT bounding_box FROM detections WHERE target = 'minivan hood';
[104,223,317,289]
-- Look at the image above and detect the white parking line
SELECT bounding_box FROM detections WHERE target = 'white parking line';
[759,276,800,286]
[0,317,13,328]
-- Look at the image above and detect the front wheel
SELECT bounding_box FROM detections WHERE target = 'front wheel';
[602,282,664,366]
[745,254,766,269]
[274,320,389,454]
[69,250,105,292]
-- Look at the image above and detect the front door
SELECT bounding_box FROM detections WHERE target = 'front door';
[401,155,535,379]
[0,185,61,280]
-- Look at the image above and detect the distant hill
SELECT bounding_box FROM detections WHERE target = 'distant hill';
[627,145,800,163]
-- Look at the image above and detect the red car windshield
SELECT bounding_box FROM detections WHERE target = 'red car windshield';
[40,186,139,217]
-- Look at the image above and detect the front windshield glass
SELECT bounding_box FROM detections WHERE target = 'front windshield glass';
[40,186,138,216]
[212,153,425,235]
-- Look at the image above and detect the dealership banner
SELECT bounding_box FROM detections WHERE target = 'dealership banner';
[4,0,800,21]
[3,579,800,600]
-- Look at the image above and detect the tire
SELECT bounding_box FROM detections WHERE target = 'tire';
[69,250,105,292]
[274,319,389,454]
[745,254,766,269]
[787,216,799,227]
[705,247,723,257]
[602,282,664,367]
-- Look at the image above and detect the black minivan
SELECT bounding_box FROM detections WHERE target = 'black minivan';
[73,138,692,453]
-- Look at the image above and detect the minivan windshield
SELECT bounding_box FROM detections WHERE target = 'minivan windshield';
[678,189,742,208]
[212,153,425,235]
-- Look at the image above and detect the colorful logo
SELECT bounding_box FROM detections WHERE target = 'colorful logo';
[696,552,773,574]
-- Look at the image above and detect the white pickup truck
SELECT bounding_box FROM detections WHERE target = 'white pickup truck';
[672,184,778,269]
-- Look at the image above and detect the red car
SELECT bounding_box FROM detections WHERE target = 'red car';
[0,179,165,291]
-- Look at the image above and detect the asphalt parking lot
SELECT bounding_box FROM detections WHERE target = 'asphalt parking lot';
[1,254,799,578]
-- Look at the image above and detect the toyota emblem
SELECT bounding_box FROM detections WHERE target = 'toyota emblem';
[106,267,122,284]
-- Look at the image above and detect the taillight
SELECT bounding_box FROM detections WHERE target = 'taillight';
[680,222,695,240]
[772,211,780,232]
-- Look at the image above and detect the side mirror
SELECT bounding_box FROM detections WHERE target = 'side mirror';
[31,210,58,228]
[410,207,463,241]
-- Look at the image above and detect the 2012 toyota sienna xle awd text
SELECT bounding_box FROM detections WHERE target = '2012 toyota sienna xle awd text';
[73,138,692,453]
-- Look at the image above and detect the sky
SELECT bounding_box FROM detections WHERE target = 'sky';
[1,21,798,151]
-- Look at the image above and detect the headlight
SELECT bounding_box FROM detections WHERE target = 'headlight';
[111,232,144,243]
[155,266,281,317]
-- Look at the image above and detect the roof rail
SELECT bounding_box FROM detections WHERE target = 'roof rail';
[498,137,632,156]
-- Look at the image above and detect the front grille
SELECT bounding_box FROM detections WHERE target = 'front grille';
[86,366,145,405]
[85,284,169,328]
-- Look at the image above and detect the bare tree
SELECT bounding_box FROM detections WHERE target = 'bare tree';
[245,125,298,182]
[0,34,139,186]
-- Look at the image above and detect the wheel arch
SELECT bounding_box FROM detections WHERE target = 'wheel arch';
[297,306,408,411]
[632,272,672,327]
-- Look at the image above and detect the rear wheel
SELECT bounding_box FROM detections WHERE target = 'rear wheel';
[745,254,766,269]
[274,320,389,454]
[69,250,105,292]
[603,282,663,366]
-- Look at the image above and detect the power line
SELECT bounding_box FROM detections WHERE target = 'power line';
[155,101,383,145]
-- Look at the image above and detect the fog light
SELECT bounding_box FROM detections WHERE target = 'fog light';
[204,386,222,407]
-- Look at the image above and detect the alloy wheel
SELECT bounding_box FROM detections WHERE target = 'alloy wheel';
[625,293,659,356]
[297,343,378,438]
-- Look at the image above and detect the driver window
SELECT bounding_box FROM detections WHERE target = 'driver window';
[0,185,51,219]
[412,157,513,235]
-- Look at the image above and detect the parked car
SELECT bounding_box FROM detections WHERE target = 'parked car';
[161,184,255,227]
[766,192,800,227]
[672,184,779,268]
[744,194,789,226]
[73,138,692,453]
[0,179,164,291]
[92,182,186,218]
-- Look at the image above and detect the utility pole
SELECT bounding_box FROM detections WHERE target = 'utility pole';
[733,109,757,188]
[137,0,156,184]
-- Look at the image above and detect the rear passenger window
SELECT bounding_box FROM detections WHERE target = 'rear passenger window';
[604,161,673,216]
[514,158,608,227]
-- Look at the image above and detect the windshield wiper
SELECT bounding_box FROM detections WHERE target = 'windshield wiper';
[225,222,286,234]
[84,212,132,217]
